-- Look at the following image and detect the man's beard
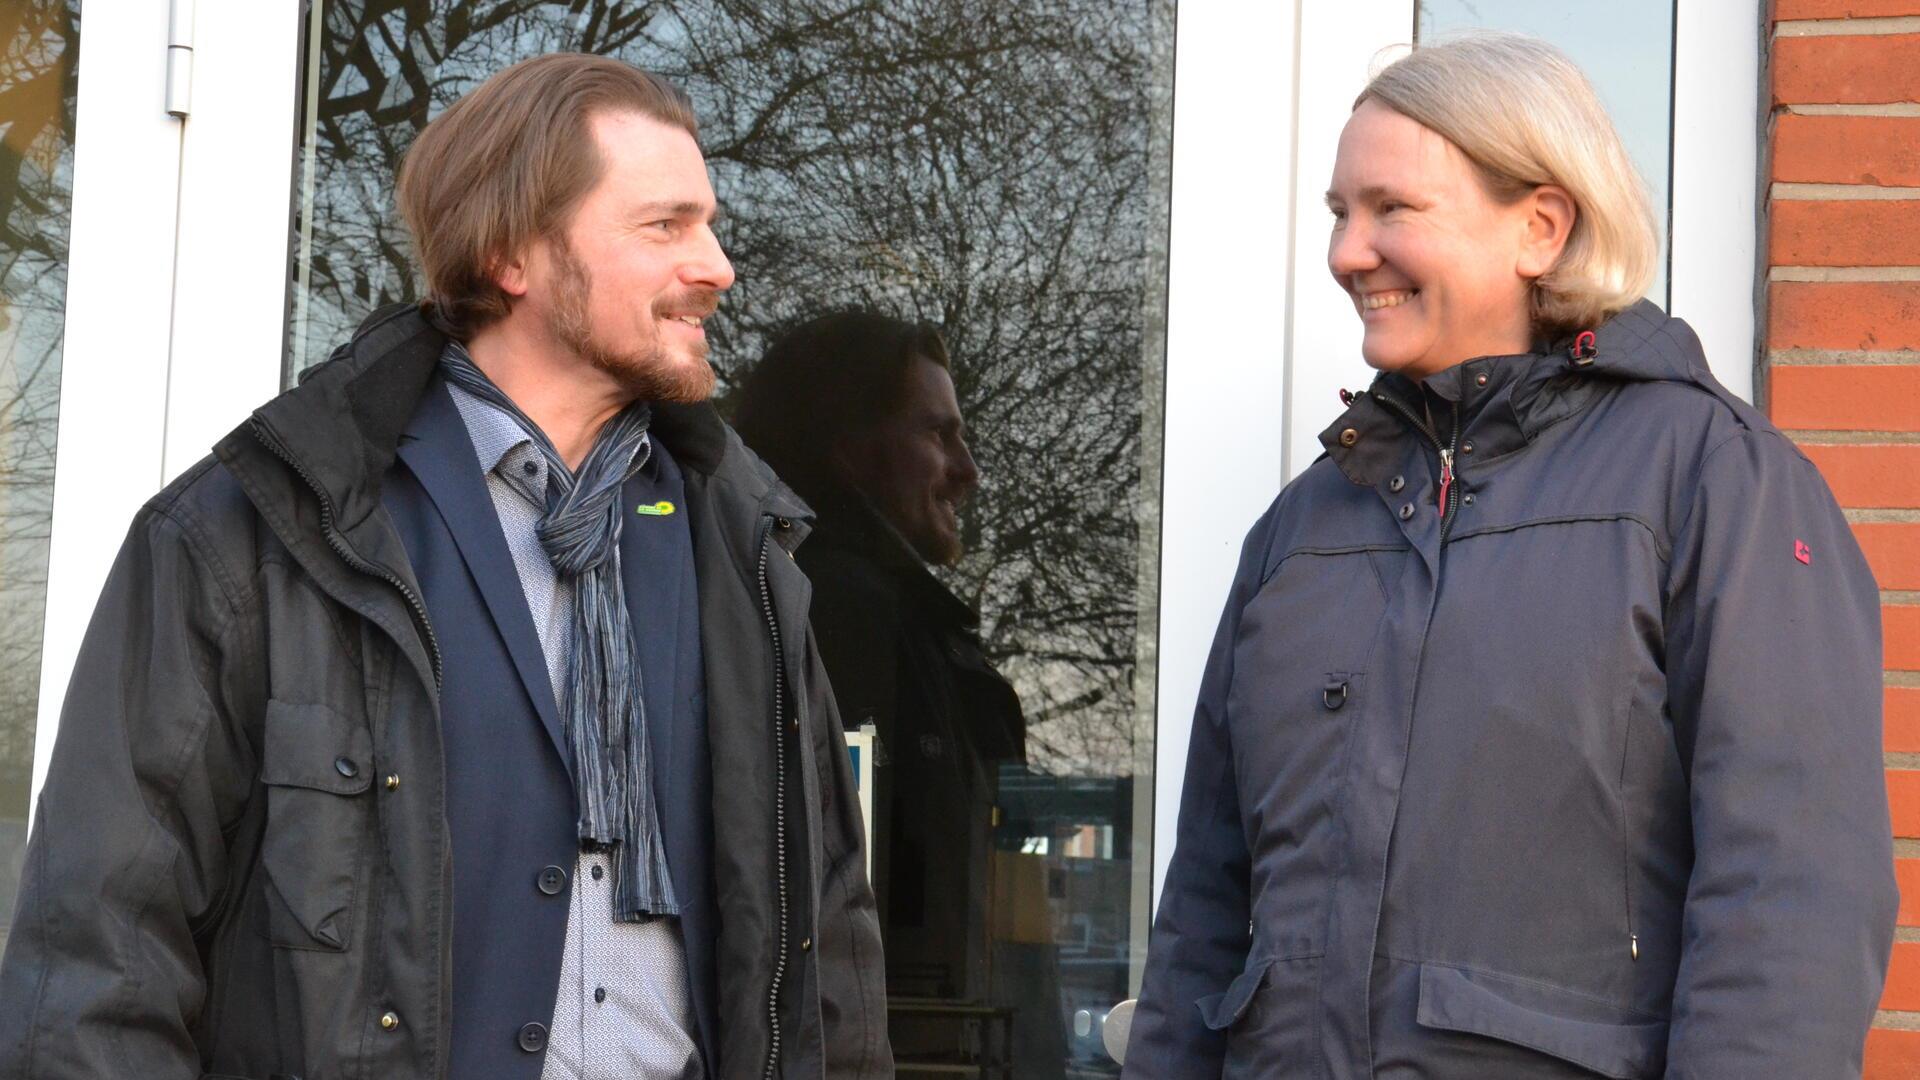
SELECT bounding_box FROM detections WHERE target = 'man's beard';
[544,237,718,403]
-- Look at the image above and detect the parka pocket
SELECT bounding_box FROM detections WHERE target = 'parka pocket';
[1414,963,1667,1078]
[1198,955,1323,1080]
[258,698,374,951]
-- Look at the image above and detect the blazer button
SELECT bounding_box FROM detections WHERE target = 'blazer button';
[518,1022,548,1052]
[537,865,567,896]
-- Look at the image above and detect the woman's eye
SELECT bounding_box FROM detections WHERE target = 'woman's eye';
[1380,201,1407,214]
[1329,207,1348,223]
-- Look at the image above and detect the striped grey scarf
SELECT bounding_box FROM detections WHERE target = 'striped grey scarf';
[440,346,678,920]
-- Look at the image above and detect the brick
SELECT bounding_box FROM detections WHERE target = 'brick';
[1858,523,1920,590]
[1892,770,1920,837]
[1775,34,1920,105]
[1802,444,1920,507]
[1775,114,1920,187]
[1900,858,1920,924]
[1888,940,1920,1008]
[1772,200,1920,266]
[1780,0,1920,15]
[1771,282,1920,352]
[1893,605,1920,670]
[1774,366,1920,431]
[1891,686,1920,752]
[1867,1025,1920,1080]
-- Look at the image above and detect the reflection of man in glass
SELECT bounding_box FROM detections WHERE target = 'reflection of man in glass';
[734,312,1036,1066]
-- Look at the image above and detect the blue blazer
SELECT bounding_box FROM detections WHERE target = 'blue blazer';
[382,377,717,1080]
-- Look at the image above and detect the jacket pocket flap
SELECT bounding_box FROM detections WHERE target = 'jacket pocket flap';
[1416,964,1667,1079]
[260,699,373,795]
[1197,958,1272,1031]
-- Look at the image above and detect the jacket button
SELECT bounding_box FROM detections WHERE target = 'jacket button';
[537,865,567,895]
[1475,372,1489,387]
[518,1022,548,1052]
[1398,503,1415,521]
[1338,427,1359,447]
[334,756,359,779]
[379,1011,400,1031]
[775,516,793,530]
[1461,440,1475,455]
[386,774,400,791]
[1387,474,1405,493]
[800,936,813,952]
[1463,493,1476,507]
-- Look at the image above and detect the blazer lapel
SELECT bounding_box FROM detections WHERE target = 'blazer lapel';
[397,377,573,778]
[620,452,685,840]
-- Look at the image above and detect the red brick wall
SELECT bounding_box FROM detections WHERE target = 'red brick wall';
[1768,2,1920,1074]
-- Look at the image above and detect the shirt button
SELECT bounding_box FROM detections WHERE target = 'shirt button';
[1387,475,1405,493]
[590,864,604,881]
[522,460,538,476]
[379,1011,400,1031]
[1399,503,1416,521]
[594,986,607,1004]
[518,1022,548,1052]
[334,756,359,779]
[537,865,567,895]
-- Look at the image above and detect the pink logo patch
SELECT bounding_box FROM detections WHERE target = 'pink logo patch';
[1794,540,1812,565]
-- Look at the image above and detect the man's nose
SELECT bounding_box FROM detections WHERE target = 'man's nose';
[685,225,735,292]
[952,439,981,493]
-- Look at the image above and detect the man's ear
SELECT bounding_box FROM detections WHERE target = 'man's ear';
[1516,184,1576,280]
[492,246,534,299]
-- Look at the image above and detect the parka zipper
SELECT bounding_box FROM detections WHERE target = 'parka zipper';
[1369,392,1464,542]
[757,515,793,1080]
[250,418,444,687]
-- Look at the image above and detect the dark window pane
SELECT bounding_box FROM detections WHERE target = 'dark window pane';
[289,2,1172,1074]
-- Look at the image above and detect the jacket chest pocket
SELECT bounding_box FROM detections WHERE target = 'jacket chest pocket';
[258,699,375,951]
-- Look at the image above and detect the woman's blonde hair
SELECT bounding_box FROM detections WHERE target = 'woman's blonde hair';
[1357,31,1660,339]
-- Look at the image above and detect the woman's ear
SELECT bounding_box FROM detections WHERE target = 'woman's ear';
[1516,184,1576,280]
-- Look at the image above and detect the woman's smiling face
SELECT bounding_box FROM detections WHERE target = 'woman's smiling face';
[1326,99,1554,381]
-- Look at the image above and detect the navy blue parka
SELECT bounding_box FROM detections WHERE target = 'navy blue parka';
[1125,303,1896,1079]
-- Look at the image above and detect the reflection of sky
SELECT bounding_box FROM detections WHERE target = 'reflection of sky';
[1418,0,1672,303]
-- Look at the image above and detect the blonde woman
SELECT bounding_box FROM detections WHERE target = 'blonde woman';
[1126,33,1893,1079]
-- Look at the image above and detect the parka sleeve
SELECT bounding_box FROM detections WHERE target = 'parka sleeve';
[1122,513,1266,1078]
[0,504,255,1080]
[1662,429,1895,1078]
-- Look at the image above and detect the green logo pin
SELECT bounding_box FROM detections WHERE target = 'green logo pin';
[635,500,676,516]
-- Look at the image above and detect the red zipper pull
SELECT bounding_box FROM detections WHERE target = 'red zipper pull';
[1437,448,1455,510]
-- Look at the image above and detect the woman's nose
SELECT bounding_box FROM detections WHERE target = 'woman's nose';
[1327,218,1380,278]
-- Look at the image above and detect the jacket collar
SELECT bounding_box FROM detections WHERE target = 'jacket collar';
[218,302,808,554]
[1318,300,1710,487]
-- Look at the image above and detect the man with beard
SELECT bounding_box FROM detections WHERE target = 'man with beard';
[733,313,1044,1075]
[0,56,888,1080]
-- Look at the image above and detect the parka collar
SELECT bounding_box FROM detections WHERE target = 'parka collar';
[1318,300,1710,487]
[220,302,811,551]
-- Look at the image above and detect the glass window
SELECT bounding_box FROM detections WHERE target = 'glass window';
[0,0,79,952]
[287,3,1173,1074]
[1416,0,1674,303]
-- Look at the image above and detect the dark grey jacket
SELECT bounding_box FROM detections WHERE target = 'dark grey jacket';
[0,304,890,1079]
[1126,303,1895,1079]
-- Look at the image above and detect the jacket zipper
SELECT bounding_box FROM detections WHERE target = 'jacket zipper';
[250,418,444,687]
[1369,392,1464,542]
[757,516,792,1080]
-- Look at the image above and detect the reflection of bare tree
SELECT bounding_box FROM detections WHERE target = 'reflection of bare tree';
[0,1,80,823]
[292,0,1172,777]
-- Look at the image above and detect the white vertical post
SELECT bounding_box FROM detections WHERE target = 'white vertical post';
[162,0,303,479]
[1670,1,1762,402]
[1152,0,1304,909]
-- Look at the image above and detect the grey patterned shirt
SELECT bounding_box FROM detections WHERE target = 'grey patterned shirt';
[446,380,704,1080]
